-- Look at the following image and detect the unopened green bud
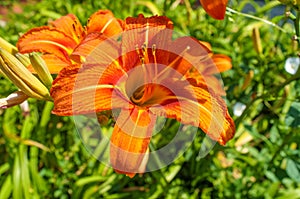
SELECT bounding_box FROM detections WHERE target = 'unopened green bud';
[252,27,262,55]
[15,53,31,67]
[0,48,52,101]
[29,53,53,88]
[0,67,8,78]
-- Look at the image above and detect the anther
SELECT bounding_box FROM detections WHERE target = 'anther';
[142,43,147,54]
[136,44,145,63]
[135,44,140,54]
[152,44,156,55]
[140,56,145,64]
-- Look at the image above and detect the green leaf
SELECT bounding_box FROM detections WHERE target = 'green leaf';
[276,189,300,199]
[0,175,12,199]
[285,102,300,128]
[286,159,300,183]
[75,176,107,187]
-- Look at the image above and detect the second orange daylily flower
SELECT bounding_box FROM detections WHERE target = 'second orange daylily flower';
[50,14,235,177]
[17,10,123,73]
[200,0,228,20]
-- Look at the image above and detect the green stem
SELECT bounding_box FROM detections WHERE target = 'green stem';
[268,129,294,165]
[226,7,289,34]
[183,0,192,25]
[235,73,300,128]
[235,97,262,128]
[295,11,300,37]
[149,143,168,185]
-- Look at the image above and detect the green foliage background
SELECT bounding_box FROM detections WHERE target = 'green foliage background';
[0,0,300,198]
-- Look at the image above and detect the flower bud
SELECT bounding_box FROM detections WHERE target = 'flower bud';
[252,27,262,55]
[0,48,52,101]
[29,53,53,88]
[15,53,31,67]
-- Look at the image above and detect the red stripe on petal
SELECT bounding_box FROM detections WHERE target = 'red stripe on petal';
[50,14,86,44]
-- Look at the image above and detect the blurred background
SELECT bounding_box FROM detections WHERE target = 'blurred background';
[0,0,300,198]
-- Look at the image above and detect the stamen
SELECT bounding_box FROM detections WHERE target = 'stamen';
[153,45,190,81]
[135,44,147,85]
[136,44,146,64]
[139,56,145,64]
[152,44,157,82]
[152,44,156,54]
[169,45,190,67]
[135,44,141,55]
[141,43,147,54]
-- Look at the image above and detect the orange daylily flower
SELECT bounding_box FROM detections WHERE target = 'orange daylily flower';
[200,0,228,20]
[50,14,235,177]
[17,10,123,73]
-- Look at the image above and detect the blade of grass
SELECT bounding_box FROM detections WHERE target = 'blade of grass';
[12,152,22,199]
[0,163,10,176]
[0,174,12,199]
[19,115,34,199]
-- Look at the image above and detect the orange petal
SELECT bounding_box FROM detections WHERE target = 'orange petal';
[150,79,235,145]
[26,54,70,74]
[71,32,120,64]
[125,14,173,31]
[121,14,173,71]
[185,68,227,96]
[212,54,232,72]
[197,54,232,76]
[17,27,77,61]
[42,54,71,74]
[72,33,126,85]
[110,108,156,177]
[199,41,212,51]
[86,10,123,37]
[167,37,211,77]
[200,0,228,20]
[50,64,129,116]
[50,14,85,44]
[201,76,227,96]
